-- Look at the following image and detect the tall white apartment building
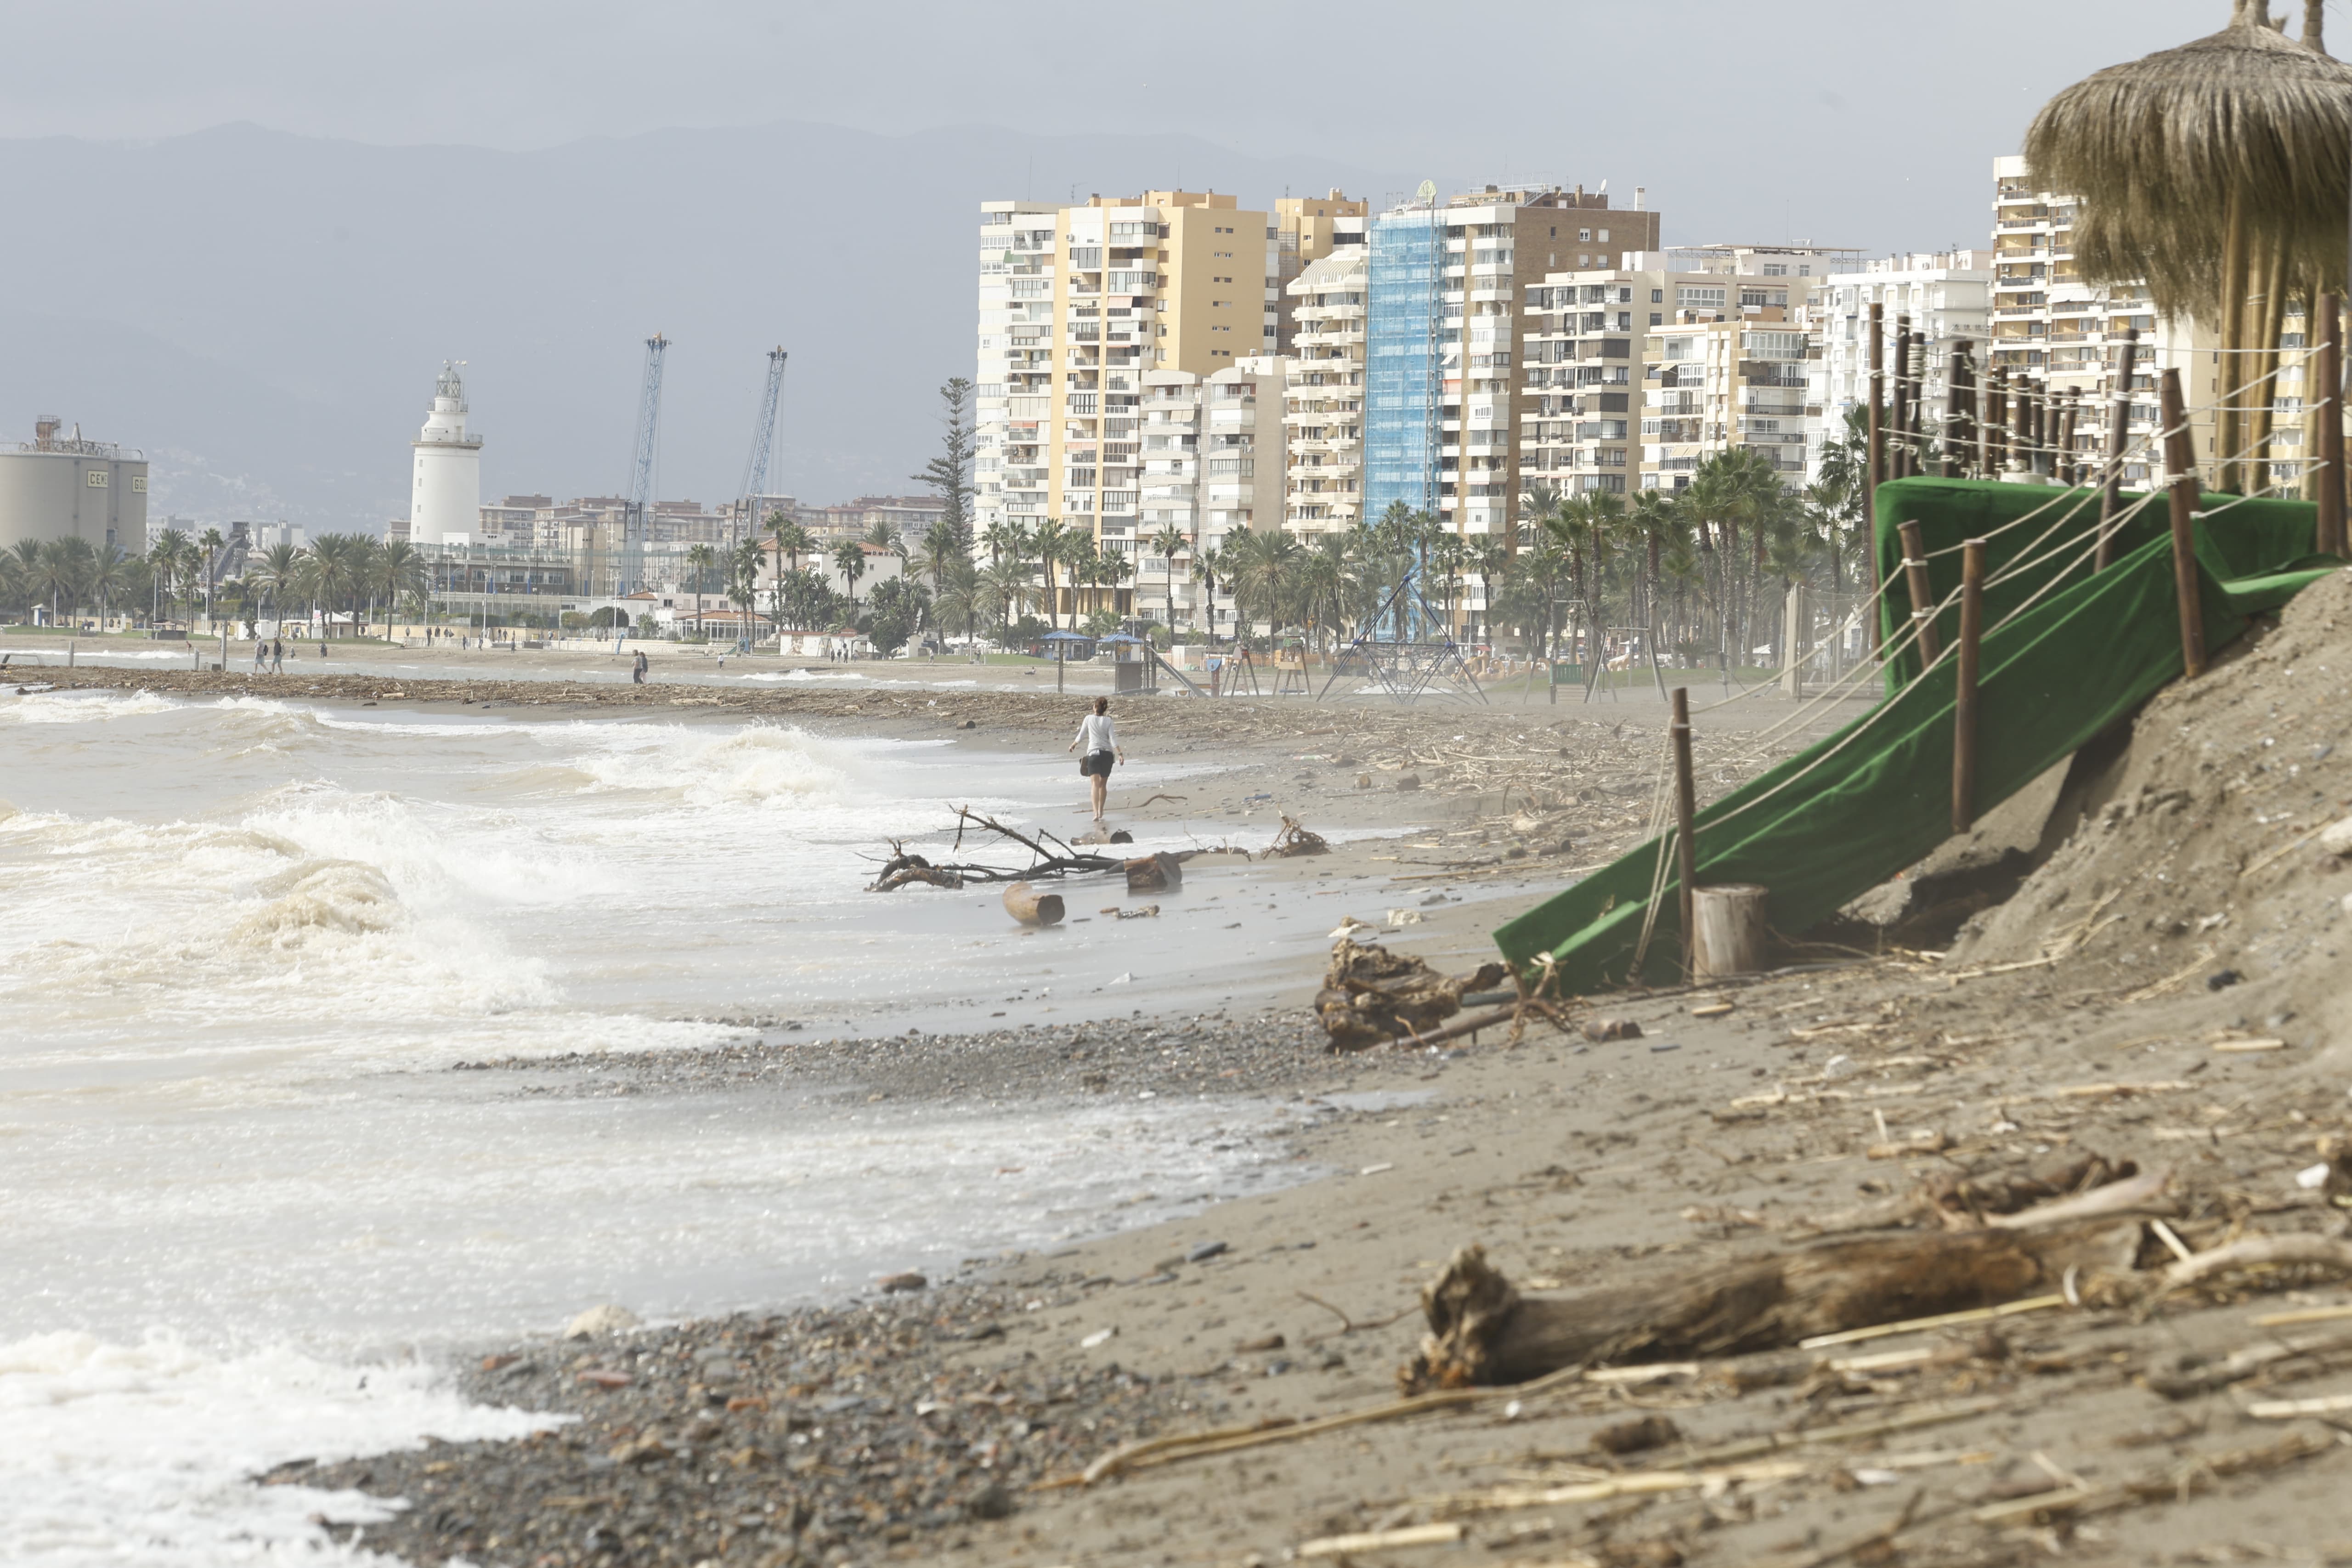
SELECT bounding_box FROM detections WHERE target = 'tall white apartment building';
[1519,244,1858,503]
[1989,154,2215,487]
[1808,252,1994,481]
[1283,246,1367,533]
[1136,357,1288,634]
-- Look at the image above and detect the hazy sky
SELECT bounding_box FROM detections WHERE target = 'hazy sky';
[0,0,2260,245]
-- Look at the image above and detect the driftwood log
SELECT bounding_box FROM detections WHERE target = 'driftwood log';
[867,808,1124,891]
[1402,1220,2146,1392]
[1125,851,1182,894]
[1003,882,1065,927]
[1315,936,1507,1052]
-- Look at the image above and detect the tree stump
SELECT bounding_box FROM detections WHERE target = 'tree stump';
[1692,883,1769,977]
[1003,881,1064,927]
[1124,851,1182,894]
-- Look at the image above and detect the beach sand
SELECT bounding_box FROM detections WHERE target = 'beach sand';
[32,645,2352,1566]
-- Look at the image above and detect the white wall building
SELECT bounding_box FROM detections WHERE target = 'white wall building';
[408,362,482,546]
[1283,246,1367,533]
[1808,251,1994,483]
[1134,356,1288,634]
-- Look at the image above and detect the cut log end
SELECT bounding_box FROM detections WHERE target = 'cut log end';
[1003,882,1065,927]
[1692,883,1770,978]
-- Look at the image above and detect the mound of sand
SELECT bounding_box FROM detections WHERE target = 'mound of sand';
[1953,565,2352,1052]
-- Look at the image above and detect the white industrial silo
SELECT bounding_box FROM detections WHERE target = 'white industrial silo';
[408,362,481,545]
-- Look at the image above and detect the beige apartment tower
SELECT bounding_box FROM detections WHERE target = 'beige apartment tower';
[975,189,1358,577]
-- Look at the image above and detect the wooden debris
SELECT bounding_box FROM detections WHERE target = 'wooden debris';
[1298,1522,1463,1557]
[868,806,1125,891]
[1123,851,1182,894]
[1314,936,1507,1053]
[1003,882,1064,928]
[1266,815,1330,856]
[2158,1234,2352,1297]
[1401,1225,2139,1391]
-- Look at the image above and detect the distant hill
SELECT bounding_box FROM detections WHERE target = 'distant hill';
[0,122,1433,530]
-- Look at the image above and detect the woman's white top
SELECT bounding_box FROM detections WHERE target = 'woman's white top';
[1074,713,1117,754]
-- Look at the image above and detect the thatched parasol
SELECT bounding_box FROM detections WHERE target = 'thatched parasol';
[2025,1,2352,491]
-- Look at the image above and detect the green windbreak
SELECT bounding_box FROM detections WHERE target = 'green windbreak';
[1870,478,2319,691]
[1494,478,2338,993]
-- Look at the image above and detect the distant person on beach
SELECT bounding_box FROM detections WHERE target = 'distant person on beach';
[633,650,649,685]
[270,638,283,672]
[1065,696,1125,823]
[251,639,266,672]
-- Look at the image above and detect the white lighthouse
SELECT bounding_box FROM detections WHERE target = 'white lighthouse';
[408,362,482,546]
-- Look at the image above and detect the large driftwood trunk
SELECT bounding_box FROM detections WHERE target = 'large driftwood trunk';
[1404,1222,2144,1392]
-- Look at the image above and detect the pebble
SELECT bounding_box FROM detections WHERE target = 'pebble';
[291,1280,1224,1566]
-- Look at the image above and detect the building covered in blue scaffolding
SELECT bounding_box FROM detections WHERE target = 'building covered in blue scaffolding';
[1363,206,1446,531]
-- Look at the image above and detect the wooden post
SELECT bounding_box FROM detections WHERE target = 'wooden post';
[1892,318,1912,478]
[2321,292,2346,556]
[1691,885,1770,978]
[2057,389,2080,486]
[1780,580,1806,700]
[1866,304,1884,653]
[1947,340,1973,478]
[1952,538,1985,835]
[1898,518,1941,667]
[2097,327,2140,569]
[1670,686,1699,980]
[2162,368,2207,680]
[1983,365,2004,476]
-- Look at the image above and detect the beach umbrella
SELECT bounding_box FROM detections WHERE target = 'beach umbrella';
[2024,1,2352,489]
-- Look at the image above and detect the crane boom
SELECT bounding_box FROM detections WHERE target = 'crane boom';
[621,333,668,594]
[738,346,788,508]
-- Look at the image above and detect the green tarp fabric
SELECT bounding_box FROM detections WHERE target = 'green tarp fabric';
[1869,478,2319,692]
[1492,478,2340,993]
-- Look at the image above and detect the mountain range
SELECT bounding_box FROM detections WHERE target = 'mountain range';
[0,122,1437,531]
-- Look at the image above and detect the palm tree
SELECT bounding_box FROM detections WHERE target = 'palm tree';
[148,529,189,625]
[981,519,1023,570]
[934,553,982,644]
[249,543,303,629]
[831,537,867,613]
[1191,542,1231,647]
[1148,523,1190,630]
[198,527,225,629]
[684,543,717,597]
[31,538,93,627]
[374,540,428,641]
[978,558,1030,640]
[1031,517,1068,630]
[730,537,765,640]
[1062,533,1101,623]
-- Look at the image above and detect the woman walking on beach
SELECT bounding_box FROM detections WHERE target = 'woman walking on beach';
[1065,696,1125,823]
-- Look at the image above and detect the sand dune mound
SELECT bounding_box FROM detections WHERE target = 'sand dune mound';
[1953,566,2352,1047]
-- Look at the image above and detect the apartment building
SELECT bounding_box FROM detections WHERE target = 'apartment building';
[1809,252,1994,482]
[1271,192,1368,353]
[1363,185,1664,548]
[1518,245,1857,503]
[1989,154,2212,487]
[974,190,1349,560]
[1136,356,1289,633]
[1283,245,1368,533]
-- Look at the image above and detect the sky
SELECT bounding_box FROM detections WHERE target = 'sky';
[0,0,2279,521]
[0,0,2253,247]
